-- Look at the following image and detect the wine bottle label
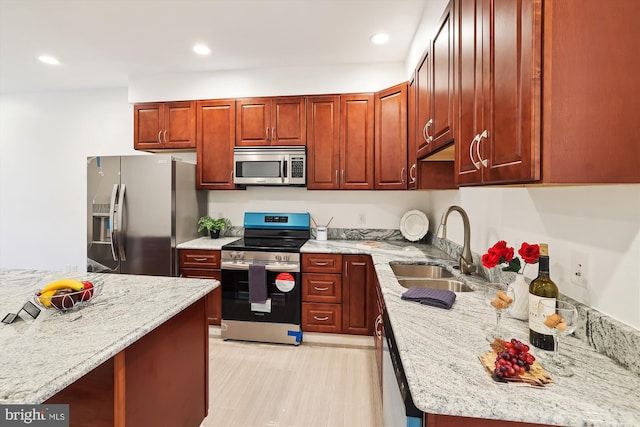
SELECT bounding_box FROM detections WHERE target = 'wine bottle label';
[529,294,556,334]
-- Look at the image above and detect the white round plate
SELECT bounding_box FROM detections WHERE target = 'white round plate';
[400,210,429,242]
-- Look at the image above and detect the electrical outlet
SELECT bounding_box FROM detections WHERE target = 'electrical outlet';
[358,213,366,224]
[570,251,589,288]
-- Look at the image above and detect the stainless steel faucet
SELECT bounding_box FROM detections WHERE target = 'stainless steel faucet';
[439,205,476,275]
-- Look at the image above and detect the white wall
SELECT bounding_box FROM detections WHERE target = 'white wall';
[0,88,138,271]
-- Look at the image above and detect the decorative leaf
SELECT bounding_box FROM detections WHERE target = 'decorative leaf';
[502,258,521,273]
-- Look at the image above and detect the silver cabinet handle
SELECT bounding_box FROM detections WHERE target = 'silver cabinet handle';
[335,170,338,184]
[116,184,126,261]
[423,119,433,143]
[374,315,383,338]
[469,133,482,170]
[193,258,208,262]
[341,170,345,183]
[163,129,168,144]
[157,130,162,144]
[313,316,330,321]
[400,167,406,184]
[266,128,269,141]
[109,184,119,262]
[313,286,330,291]
[272,127,276,141]
[477,129,489,168]
[312,261,329,266]
[409,164,417,183]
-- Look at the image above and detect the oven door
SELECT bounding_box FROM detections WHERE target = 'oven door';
[221,268,301,324]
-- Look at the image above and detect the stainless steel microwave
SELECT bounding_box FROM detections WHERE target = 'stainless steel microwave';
[233,146,306,186]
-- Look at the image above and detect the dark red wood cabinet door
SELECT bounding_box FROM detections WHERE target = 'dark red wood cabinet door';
[134,103,163,150]
[236,98,270,146]
[342,255,374,335]
[163,101,196,148]
[416,50,432,158]
[482,0,541,184]
[196,99,236,190]
[340,94,374,190]
[306,95,340,189]
[431,2,455,151]
[271,96,306,146]
[375,82,408,190]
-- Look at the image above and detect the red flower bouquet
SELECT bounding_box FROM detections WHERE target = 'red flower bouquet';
[482,241,540,274]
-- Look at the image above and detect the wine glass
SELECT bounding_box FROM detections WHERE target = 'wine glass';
[538,300,579,377]
[484,283,515,342]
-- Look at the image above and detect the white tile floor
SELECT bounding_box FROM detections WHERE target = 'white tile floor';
[202,329,382,427]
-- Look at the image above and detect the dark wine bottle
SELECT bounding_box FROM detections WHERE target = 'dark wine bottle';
[528,243,558,350]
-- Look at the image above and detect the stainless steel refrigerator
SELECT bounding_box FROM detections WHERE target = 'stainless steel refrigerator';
[87,155,205,276]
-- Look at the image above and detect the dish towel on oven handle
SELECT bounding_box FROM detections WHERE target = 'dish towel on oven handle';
[249,263,268,303]
[401,286,456,309]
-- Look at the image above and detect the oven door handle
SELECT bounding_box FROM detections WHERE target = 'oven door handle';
[221,263,300,273]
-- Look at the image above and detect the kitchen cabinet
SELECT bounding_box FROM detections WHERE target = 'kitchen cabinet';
[340,94,375,189]
[374,82,408,190]
[430,1,455,152]
[179,249,222,325]
[416,50,432,159]
[306,95,340,189]
[301,253,343,333]
[235,97,306,146]
[306,94,375,190]
[134,101,196,150]
[454,0,541,185]
[342,255,375,335]
[196,99,236,190]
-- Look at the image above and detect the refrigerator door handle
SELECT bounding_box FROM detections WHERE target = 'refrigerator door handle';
[109,184,119,262]
[116,184,127,261]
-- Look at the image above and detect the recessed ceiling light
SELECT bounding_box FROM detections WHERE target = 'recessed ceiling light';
[193,44,211,55]
[370,33,390,45]
[38,55,60,65]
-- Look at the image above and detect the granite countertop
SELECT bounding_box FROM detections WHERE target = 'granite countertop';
[302,239,640,427]
[0,269,218,404]
[177,236,241,250]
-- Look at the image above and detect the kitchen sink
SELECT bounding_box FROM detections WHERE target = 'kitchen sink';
[390,263,454,279]
[390,262,473,292]
[397,278,473,292]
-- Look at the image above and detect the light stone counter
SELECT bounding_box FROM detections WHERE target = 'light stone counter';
[177,236,241,250]
[302,239,640,427]
[0,269,218,404]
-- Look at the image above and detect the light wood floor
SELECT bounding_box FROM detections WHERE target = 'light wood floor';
[202,331,383,427]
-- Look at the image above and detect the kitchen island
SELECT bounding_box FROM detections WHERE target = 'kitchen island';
[0,269,217,427]
[302,240,640,427]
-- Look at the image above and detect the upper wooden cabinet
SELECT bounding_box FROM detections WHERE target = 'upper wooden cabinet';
[340,94,375,190]
[375,82,408,190]
[539,0,640,183]
[134,101,196,150]
[407,74,418,190]
[235,97,306,146]
[306,96,341,189]
[196,99,236,190]
[454,0,540,185]
[415,50,432,159]
[430,2,455,152]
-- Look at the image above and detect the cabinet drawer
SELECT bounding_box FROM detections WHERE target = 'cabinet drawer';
[302,273,342,303]
[302,253,343,273]
[302,303,342,333]
[179,249,220,269]
[180,268,221,281]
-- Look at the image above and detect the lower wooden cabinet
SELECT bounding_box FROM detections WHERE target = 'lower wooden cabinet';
[178,249,222,325]
[301,253,374,336]
[374,277,384,387]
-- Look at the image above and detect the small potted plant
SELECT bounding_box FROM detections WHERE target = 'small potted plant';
[197,216,231,239]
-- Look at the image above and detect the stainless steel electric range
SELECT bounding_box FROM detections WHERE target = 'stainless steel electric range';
[220,212,310,345]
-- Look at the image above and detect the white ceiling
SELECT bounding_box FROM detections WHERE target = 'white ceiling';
[0,0,428,94]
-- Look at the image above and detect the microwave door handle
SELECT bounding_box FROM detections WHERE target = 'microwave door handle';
[116,184,126,261]
[281,156,286,183]
[109,184,119,261]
